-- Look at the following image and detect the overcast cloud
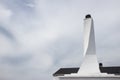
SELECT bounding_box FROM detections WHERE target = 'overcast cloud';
[0,0,120,80]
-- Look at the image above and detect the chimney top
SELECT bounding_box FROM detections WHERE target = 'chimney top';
[85,14,91,18]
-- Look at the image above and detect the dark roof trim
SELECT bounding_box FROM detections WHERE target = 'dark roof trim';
[53,66,120,76]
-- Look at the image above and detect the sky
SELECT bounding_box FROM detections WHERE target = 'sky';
[0,0,120,80]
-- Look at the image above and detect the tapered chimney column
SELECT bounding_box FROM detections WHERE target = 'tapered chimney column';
[77,14,100,75]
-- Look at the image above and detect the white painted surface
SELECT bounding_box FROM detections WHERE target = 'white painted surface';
[58,77,120,80]
[77,16,100,74]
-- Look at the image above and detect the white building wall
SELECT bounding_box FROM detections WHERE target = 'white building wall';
[58,77,120,80]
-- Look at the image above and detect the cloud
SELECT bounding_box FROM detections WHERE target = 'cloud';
[0,4,12,24]
[0,34,14,55]
[28,52,53,71]
[0,0,120,80]
[0,26,15,41]
[0,54,31,66]
[26,3,35,8]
